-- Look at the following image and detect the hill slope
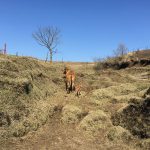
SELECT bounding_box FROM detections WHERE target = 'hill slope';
[0,54,150,150]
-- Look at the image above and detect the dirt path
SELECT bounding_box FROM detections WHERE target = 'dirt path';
[1,112,101,150]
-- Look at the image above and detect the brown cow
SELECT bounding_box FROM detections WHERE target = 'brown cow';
[63,66,75,93]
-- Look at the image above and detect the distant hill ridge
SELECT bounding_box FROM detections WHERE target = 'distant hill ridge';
[129,49,150,59]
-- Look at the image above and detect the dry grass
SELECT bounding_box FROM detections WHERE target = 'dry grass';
[78,110,112,134]
[0,54,150,150]
[107,126,133,142]
[61,105,83,124]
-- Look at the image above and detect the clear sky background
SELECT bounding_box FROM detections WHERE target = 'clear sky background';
[0,0,150,62]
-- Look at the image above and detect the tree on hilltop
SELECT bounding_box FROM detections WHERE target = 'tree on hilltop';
[114,43,128,57]
[33,26,60,63]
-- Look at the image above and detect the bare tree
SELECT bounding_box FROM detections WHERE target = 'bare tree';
[45,51,49,62]
[32,26,60,63]
[114,43,128,57]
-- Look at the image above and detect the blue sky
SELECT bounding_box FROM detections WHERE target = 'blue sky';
[0,0,150,62]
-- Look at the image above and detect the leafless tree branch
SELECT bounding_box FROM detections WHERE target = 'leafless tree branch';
[114,43,128,57]
[32,26,60,63]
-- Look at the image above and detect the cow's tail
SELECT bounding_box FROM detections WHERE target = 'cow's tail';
[71,75,75,91]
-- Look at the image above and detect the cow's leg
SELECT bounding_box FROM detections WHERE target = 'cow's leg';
[76,91,79,97]
[67,82,70,94]
[72,82,75,91]
[65,82,68,91]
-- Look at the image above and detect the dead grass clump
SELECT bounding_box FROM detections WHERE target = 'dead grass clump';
[107,126,133,142]
[61,105,83,124]
[8,103,63,138]
[11,122,26,137]
[92,83,137,101]
[0,69,18,79]
[112,97,150,138]
[113,95,141,103]
[0,112,11,127]
[12,78,33,94]
[78,110,112,134]
[143,87,150,98]
[135,82,150,91]
[128,97,143,104]
[0,59,19,72]
[137,139,150,150]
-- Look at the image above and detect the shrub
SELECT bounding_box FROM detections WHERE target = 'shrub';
[93,56,124,71]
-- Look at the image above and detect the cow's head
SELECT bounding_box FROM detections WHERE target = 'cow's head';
[63,66,70,74]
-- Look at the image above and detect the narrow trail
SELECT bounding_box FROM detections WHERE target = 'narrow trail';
[1,109,100,150]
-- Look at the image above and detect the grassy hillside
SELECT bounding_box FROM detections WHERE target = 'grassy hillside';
[0,54,65,137]
[0,54,150,150]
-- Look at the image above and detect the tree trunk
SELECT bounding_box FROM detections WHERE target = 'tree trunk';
[45,51,49,62]
[50,50,52,63]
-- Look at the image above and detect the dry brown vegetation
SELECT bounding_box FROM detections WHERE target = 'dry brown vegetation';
[94,50,150,71]
[0,54,150,150]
